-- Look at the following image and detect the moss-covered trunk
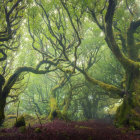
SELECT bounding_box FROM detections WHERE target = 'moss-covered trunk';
[47,76,70,120]
[48,96,58,120]
[115,69,140,128]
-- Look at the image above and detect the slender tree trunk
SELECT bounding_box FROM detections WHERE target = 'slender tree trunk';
[0,75,6,125]
[0,97,6,125]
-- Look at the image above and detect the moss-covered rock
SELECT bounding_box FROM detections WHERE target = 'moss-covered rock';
[34,127,41,133]
[14,116,26,127]
[18,126,26,133]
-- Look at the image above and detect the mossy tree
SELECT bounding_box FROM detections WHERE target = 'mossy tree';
[91,0,140,128]
[1,0,140,129]
[0,0,62,125]
[42,0,140,128]
[48,72,72,120]
[27,0,140,127]
[62,0,140,128]
[0,0,25,125]
[27,0,84,120]
[27,0,121,121]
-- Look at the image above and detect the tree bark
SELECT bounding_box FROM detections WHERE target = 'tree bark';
[0,97,6,125]
[115,68,140,128]
[48,77,66,120]
[84,0,140,128]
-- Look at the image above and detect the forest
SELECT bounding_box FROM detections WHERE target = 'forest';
[0,0,140,139]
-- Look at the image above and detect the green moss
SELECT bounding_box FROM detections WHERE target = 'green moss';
[129,126,135,131]
[132,92,136,96]
[130,109,140,121]
[14,116,26,127]
[121,75,127,89]
[84,73,122,97]
[34,127,41,133]
[48,110,70,121]
[115,90,140,129]
[129,120,140,129]
[48,110,58,120]
[58,111,67,120]
[65,69,73,74]
[19,126,26,133]
[115,97,132,127]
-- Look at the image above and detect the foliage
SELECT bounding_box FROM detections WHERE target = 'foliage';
[34,127,41,133]
[0,120,137,140]
[18,126,26,133]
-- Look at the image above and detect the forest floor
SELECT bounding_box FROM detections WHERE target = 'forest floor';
[0,119,140,140]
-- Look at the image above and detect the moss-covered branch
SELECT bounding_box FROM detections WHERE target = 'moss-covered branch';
[74,65,124,98]
[0,0,24,42]
[84,73,124,98]
[2,66,54,98]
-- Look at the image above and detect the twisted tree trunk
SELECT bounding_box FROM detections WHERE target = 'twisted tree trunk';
[115,68,140,128]
[81,0,140,128]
